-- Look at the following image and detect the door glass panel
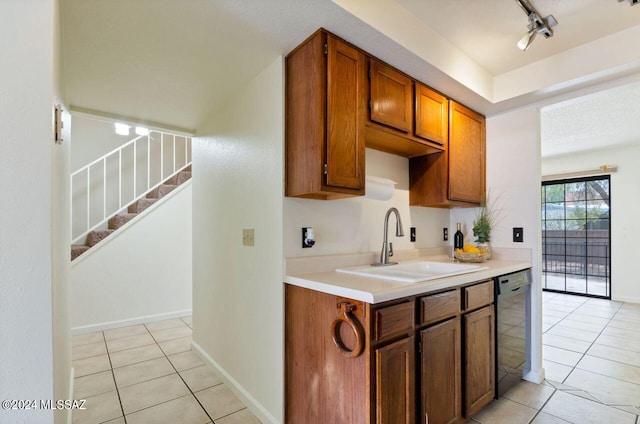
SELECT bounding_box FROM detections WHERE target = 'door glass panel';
[541,176,610,299]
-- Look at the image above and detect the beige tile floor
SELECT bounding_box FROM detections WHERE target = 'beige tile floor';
[72,294,640,424]
[71,316,261,424]
[473,292,640,424]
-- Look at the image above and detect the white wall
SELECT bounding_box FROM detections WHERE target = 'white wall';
[284,148,450,258]
[485,106,544,383]
[192,57,284,423]
[52,0,73,422]
[70,115,134,172]
[542,145,640,303]
[70,184,193,331]
[0,1,56,422]
[463,75,640,385]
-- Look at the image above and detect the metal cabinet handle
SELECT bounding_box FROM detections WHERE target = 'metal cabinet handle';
[331,302,364,358]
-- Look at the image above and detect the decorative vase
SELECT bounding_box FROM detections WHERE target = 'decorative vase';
[477,242,491,260]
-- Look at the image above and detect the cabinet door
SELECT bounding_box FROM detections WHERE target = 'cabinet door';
[326,34,366,190]
[415,83,448,146]
[370,60,412,133]
[376,336,415,424]
[448,101,485,204]
[421,318,461,424]
[464,305,495,417]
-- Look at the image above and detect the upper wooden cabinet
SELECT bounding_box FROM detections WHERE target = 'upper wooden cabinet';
[449,101,486,204]
[409,100,486,207]
[365,61,445,158]
[285,28,486,204]
[285,30,366,199]
[369,60,412,133]
[415,83,449,146]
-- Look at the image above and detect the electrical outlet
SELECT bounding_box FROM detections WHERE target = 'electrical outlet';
[443,228,448,241]
[242,228,255,246]
[410,227,416,242]
[513,227,523,243]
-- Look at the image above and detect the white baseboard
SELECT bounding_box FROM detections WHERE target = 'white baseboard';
[612,295,640,305]
[523,367,545,384]
[71,309,192,335]
[67,367,75,424]
[191,341,279,424]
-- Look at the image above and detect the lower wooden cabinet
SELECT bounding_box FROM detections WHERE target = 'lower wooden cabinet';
[285,282,495,424]
[376,336,415,424]
[464,305,496,417]
[421,318,461,424]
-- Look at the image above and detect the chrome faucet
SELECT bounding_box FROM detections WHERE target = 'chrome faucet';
[375,207,404,266]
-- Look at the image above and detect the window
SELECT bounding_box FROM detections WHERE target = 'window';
[541,176,611,298]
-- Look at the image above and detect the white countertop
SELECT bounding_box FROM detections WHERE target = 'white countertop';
[285,257,532,304]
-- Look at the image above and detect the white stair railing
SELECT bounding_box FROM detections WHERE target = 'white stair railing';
[71,131,192,245]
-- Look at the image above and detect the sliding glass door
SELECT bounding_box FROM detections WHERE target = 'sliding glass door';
[541,176,611,298]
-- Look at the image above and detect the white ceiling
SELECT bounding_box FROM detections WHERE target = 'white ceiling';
[396,0,640,76]
[541,80,640,157]
[61,0,640,153]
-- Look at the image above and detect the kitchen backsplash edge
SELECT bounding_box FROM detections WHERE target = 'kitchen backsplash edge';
[285,247,532,275]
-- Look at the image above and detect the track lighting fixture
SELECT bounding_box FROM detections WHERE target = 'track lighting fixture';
[514,0,557,51]
[618,0,639,5]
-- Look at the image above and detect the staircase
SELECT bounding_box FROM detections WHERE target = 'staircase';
[71,166,191,261]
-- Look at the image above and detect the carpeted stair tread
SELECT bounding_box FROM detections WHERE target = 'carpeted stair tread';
[146,187,160,199]
[128,198,158,213]
[176,171,192,185]
[71,245,90,260]
[86,230,115,247]
[109,213,138,230]
[72,164,191,260]
[157,184,178,198]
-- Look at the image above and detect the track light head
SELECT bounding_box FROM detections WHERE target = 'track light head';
[517,28,537,51]
[514,0,557,51]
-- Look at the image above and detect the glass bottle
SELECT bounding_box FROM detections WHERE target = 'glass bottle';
[454,223,464,251]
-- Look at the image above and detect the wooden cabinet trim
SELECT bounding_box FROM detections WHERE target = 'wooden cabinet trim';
[375,336,416,424]
[463,305,495,417]
[420,289,460,326]
[369,59,413,133]
[421,317,462,424]
[285,30,326,198]
[325,34,366,191]
[285,285,371,423]
[415,82,449,146]
[448,100,486,204]
[463,280,494,312]
[374,301,415,341]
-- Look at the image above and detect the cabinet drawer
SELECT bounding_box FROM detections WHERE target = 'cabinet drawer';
[374,302,414,341]
[463,281,494,311]
[420,289,460,326]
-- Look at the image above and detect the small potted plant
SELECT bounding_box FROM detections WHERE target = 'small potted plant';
[472,192,501,259]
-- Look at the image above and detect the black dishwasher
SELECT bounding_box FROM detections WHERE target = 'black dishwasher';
[494,269,531,398]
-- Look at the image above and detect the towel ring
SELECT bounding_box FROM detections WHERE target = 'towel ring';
[331,302,364,358]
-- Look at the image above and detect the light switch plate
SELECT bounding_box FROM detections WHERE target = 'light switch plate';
[242,228,255,246]
[513,227,523,243]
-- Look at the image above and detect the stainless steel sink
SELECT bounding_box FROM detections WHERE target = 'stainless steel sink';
[335,261,488,283]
